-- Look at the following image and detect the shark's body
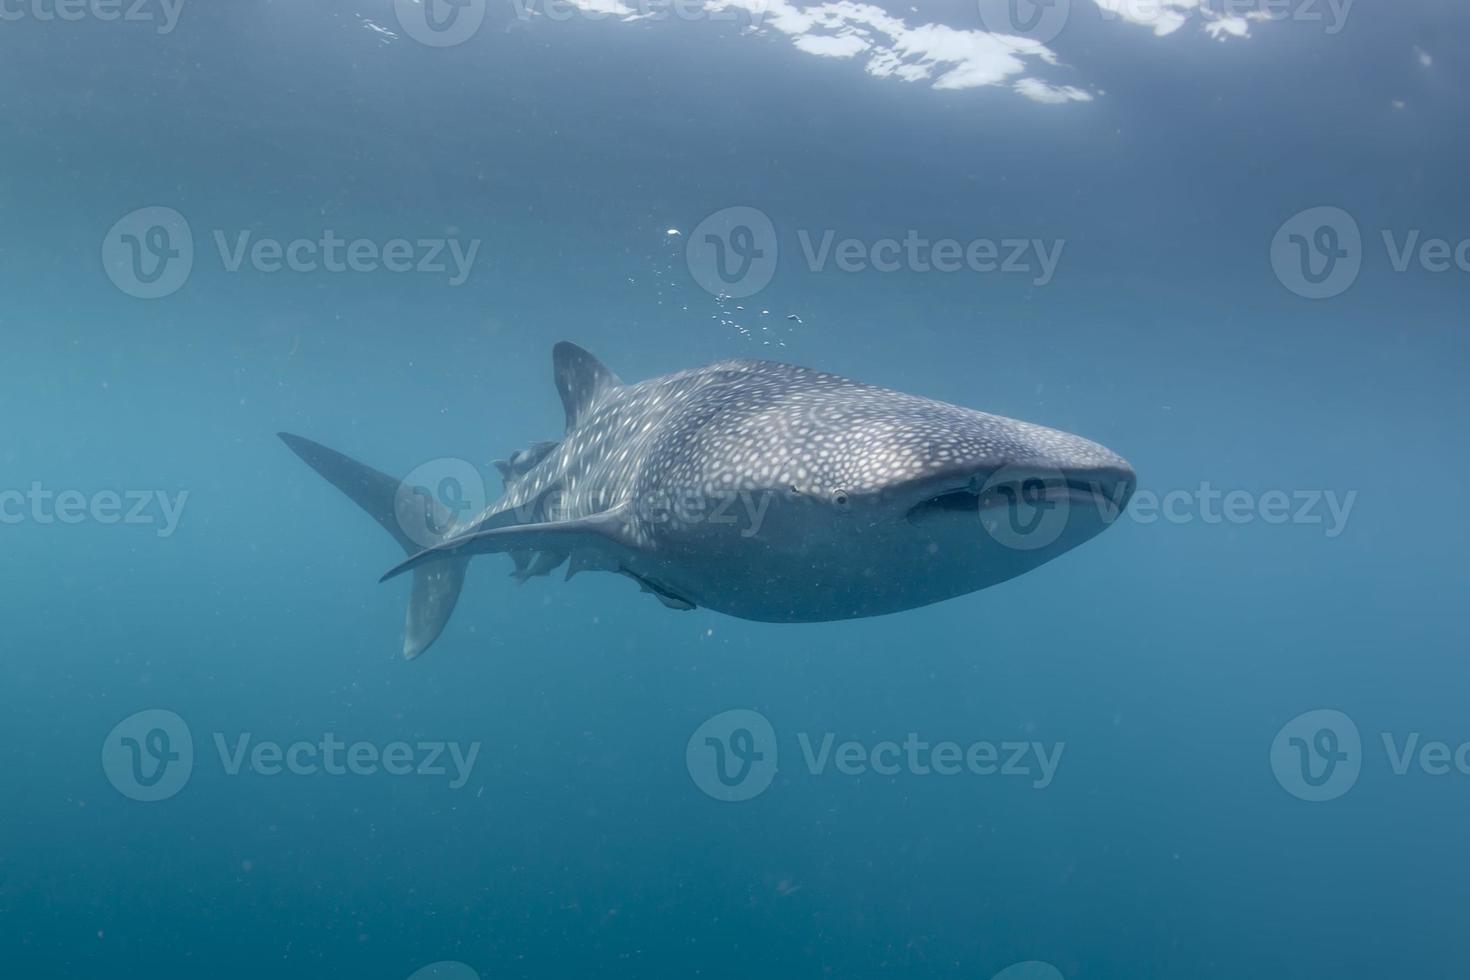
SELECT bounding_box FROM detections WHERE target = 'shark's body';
[282,343,1135,658]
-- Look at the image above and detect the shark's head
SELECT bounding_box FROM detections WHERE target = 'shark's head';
[659,369,1136,620]
[845,392,1136,540]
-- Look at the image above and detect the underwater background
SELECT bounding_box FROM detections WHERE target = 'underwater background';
[3,1,1469,978]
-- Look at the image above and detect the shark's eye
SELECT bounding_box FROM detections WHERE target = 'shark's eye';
[832,489,850,508]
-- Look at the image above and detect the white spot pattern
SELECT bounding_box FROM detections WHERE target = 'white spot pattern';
[464,355,1129,550]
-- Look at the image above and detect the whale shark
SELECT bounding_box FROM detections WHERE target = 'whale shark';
[280,343,1135,659]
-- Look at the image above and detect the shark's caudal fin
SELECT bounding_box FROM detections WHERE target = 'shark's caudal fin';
[278,344,623,660]
[278,433,469,660]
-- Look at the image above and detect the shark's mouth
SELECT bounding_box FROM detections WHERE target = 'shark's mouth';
[906,476,1133,526]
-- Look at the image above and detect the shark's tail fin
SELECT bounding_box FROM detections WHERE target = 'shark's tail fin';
[278,433,468,660]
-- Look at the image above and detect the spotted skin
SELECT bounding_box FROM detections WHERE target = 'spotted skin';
[447,349,1136,624]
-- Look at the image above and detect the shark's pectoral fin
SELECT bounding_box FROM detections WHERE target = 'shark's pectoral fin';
[381,504,635,584]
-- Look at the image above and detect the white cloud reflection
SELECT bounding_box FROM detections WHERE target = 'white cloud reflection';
[550,0,1285,102]
[705,0,1071,99]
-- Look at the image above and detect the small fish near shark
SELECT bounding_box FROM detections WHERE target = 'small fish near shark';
[280,343,1136,659]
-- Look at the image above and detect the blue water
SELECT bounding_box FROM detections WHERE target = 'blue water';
[3,2,1469,978]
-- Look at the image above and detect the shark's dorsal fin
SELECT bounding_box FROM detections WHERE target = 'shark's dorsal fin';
[553,342,621,432]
